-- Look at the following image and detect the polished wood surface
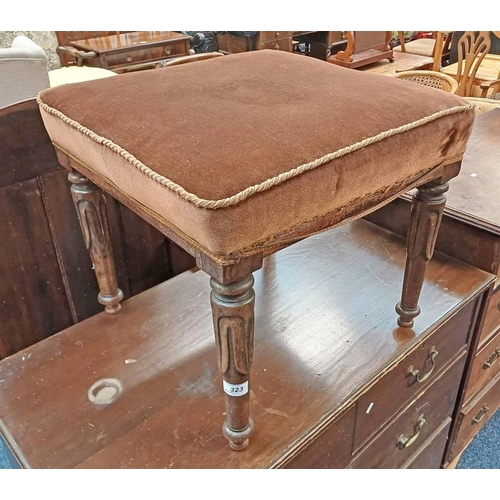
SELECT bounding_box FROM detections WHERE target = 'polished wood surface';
[55,32,132,66]
[354,299,477,450]
[359,50,434,76]
[216,32,294,54]
[349,355,466,468]
[445,109,500,233]
[71,31,191,54]
[283,406,355,469]
[364,109,500,467]
[66,31,193,72]
[0,100,195,359]
[0,220,492,468]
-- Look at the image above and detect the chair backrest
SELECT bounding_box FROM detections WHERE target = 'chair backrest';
[157,52,224,68]
[0,36,49,109]
[397,31,454,71]
[454,31,492,97]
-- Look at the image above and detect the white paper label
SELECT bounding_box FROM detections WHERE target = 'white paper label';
[223,380,248,397]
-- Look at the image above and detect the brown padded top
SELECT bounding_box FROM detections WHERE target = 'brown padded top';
[37,50,473,209]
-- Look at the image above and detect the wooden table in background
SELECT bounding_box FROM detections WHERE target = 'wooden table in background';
[359,50,434,76]
[70,31,193,73]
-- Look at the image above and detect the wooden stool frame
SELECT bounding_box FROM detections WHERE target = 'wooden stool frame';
[57,147,461,451]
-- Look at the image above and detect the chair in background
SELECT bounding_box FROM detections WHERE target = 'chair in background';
[157,52,224,68]
[394,70,458,93]
[0,35,116,110]
[395,31,453,71]
[0,35,50,109]
[394,32,500,99]
[441,31,500,98]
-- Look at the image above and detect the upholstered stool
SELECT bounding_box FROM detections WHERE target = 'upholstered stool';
[37,50,475,451]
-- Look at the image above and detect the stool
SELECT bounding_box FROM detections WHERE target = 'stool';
[37,50,475,451]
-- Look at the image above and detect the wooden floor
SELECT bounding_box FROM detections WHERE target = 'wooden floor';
[359,50,434,76]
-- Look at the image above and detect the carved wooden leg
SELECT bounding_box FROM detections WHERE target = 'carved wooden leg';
[210,275,255,450]
[396,180,448,327]
[68,170,124,314]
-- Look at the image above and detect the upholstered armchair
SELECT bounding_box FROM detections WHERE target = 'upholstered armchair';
[0,35,50,109]
[0,35,117,110]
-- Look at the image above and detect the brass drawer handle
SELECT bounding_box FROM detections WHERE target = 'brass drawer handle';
[472,404,489,424]
[274,43,280,50]
[407,347,439,383]
[397,414,426,449]
[483,348,500,369]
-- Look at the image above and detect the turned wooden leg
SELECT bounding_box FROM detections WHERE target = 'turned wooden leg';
[68,170,124,314]
[396,180,448,327]
[210,275,255,450]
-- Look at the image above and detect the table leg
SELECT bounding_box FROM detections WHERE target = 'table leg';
[210,275,255,450]
[68,170,124,314]
[396,180,448,327]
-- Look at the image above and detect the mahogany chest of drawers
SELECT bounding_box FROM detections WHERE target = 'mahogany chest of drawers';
[366,108,500,467]
[0,220,493,468]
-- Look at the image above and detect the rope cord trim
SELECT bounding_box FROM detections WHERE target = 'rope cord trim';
[37,95,473,210]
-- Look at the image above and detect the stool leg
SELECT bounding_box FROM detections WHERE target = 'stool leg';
[210,275,255,450]
[396,180,448,327]
[68,170,124,314]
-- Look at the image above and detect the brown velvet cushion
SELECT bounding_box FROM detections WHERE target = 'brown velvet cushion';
[37,50,475,263]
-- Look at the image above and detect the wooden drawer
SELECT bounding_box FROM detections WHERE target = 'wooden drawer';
[259,38,293,52]
[404,418,451,469]
[464,325,500,403]
[260,31,293,42]
[477,283,500,347]
[349,354,466,469]
[100,41,189,68]
[354,298,477,451]
[283,405,355,469]
[449,371,500,463]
